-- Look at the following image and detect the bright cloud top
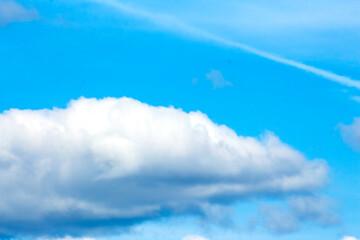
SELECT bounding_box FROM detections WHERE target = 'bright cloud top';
[38,237,97,240]
[182,235,209,240]
[0,0,39,26]
[342,237,359,240]
[0,97,327,235]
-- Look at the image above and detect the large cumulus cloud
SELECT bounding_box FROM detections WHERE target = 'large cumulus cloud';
[0,97,327,236]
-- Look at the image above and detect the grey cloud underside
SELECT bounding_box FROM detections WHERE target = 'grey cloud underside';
[260,195,339,234]
[0,97,327,235]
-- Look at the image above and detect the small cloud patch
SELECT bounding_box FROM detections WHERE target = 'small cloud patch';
[206,70,232,89]
[339,118,360,151]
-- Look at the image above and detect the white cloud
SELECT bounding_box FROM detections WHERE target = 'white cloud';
[206,70,232,89]
[38,237,97,240]
[88,0,360,90]
[342,237,358,240]
[0,97,327,234]
[182,235,209,240]
[339,118,360,151]
[0,0,39,26]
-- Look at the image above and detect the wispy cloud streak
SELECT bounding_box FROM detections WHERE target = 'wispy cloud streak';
[91,0,360,90]
[0,0,39,26]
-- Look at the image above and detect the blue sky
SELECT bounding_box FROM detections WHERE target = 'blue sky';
[1,0,360,239]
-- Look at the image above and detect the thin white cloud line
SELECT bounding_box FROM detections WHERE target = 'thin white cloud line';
[92,0,360,90]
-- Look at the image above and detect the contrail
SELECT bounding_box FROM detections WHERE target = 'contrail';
[91,0,360,90]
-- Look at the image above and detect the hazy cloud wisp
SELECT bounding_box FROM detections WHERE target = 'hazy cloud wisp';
[89,0,360,90]
[0,0,39,26]
[261,195,339,234]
